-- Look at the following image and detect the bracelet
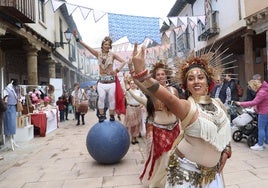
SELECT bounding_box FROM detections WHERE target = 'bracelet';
[138,73,152,82]
[222,146,232,158]
[223,149,231,158]
[76,38,80,42]
[133,70,148,79]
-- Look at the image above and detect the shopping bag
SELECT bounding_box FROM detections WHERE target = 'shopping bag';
[16,101,23,112]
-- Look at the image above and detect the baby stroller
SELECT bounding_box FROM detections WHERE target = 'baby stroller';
[232,106,258,147]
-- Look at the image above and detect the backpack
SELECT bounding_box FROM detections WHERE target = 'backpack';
[236,83,244,97]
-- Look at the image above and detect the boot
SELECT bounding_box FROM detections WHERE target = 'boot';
[99,115,106,123]
[76,113,80,125]
[82,114,85,125]
[110,115,115,121]
[109,110,115,121]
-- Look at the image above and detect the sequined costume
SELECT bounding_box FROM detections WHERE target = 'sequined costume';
[165,96,231,187]
[138,87,181,188]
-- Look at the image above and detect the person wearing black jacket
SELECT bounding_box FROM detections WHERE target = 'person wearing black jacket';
[225,73,239,101]
[225,74,239,123]
[211,76,231,106]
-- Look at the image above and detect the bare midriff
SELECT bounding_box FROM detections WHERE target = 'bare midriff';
[178,135,221,167]
[154,111,177,125]
[99,64,114,75]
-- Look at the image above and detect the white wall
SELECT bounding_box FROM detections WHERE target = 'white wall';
[193,0,247,50]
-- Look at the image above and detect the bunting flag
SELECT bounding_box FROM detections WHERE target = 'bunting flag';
[93,10,106,23]
[160,17,170,26]
[108,13,161,44]
[65,3,77,16]
[79,6,91,20]
[47,0,205,43]
[179,17,188,27]
[51,0,64,12]
[169,17,178,27]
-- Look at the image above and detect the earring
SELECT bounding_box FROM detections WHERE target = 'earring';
[205,87,209,95]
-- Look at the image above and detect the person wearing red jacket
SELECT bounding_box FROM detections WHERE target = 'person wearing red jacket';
[56,97,65,122]
[236,80,268,151]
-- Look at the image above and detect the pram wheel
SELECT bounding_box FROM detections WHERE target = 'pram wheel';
[247,134,258,147]
[232,130,243,142]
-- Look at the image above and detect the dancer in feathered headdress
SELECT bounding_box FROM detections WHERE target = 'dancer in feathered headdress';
[129,44,233,187]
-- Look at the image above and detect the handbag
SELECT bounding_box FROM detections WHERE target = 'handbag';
[16,101,23,112]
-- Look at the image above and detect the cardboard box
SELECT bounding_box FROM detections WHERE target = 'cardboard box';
[17,115,32,128]
[14,124,34,142]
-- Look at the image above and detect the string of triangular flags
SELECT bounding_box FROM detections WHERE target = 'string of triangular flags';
[45,0,205,38]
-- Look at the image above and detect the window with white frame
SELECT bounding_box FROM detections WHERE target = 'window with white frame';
[38,0,45,23]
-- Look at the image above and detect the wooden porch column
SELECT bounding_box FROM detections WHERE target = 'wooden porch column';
[48,60,56,78]
[24,45,41,85]
[244,31,254,83]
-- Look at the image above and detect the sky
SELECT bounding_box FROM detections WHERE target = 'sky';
[66,0,177,48]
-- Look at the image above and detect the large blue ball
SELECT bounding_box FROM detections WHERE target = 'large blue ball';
[86,120,130,164]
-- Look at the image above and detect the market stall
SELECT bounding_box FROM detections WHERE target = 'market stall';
[15,85,58,141]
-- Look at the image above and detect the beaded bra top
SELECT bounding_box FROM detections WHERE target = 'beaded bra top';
[184,96,231,151]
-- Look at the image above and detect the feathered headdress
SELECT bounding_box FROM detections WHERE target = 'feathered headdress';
[174,44,236,92]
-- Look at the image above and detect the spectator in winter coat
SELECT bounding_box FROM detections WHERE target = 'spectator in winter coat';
[236,80,268,151]
[245,79,262,101]
[245,74,262,101]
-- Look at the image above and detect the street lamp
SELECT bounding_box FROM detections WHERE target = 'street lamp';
[54,28,73,48]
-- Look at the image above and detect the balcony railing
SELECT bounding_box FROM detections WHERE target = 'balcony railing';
[198,11,220,41]
[0,0,35,23]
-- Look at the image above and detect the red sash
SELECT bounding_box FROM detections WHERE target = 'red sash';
[115,76,126,115]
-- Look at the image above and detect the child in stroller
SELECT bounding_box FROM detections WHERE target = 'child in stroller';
[231,103,258,147]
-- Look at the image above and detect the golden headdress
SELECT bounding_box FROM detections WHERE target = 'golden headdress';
[175,45,236,91]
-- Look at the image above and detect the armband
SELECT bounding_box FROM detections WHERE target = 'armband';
[147,81,160,93]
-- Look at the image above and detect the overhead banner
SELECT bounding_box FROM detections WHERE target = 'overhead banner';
[108,13,161,44]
